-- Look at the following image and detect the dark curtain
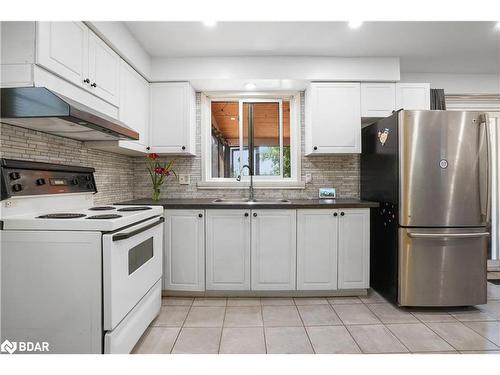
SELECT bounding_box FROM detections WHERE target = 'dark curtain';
[430,89,446,110]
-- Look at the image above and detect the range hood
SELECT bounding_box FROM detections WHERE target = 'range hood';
[0,87,139,141]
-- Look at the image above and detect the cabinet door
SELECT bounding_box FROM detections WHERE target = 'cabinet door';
[396,83,431,110]
[361,83,396,117]
[36,22,89,88]
[118,60,149,148]
[337,209,370,289]
[251,210,296,290]
[306,82,361,154]
[206,210,251,290]
[164,210,205,291]
[150,82,196,155]
[297,210,338,290]
[88,31,120,106]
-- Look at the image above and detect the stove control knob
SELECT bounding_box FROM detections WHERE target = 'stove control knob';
[86,183,94,190]
[12,183,23,192]
[9,172,20,180]
[85,175,91,181]
[36,178,46,186]
[71,178,79,185]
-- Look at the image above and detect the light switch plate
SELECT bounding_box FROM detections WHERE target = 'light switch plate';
[179,174,190,185]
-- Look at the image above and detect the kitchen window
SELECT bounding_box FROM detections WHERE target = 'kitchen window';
[200,93,303,188]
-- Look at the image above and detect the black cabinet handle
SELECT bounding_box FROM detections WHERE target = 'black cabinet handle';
[340,212,345,216]
[253,213,257,217]
[198,213,203,218]
[333,212,338,217]
[244,213,249,217]
[83,78,90,84]
[146,146,151,151]
[313,146,318,151]
[181,146,186,150]
[91,82,97,88]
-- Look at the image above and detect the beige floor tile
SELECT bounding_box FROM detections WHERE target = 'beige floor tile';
[427,322,499,351]
[367,303,419,324]
[171,327,221,354]
[162,297,193,306]
[450,310,496,322]
[476,300,500,319]
[262,305,303,327]
[224,306,263,327]
[227,298,261,307]
[386,323,455,353]
[459,350,500,354]
[412,351,458,354]
[192,297,227,307]
[297,305,342,326]
[294,297,329,305]
[219,327,266,354]
[151,306,190,327]
[347,324,408,353]
[411,311,457,323]
[359,289,387,304]
[265,327,314,354]
[328,296,362,305]
[306,326,361,353]
[184,306,226,327]
[132,327,180,354]
[261,298,295,306]
[463,321,500,346]
[487,284,500,300]
[333,304,381,325]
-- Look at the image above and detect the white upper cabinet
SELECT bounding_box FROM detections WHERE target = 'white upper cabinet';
[361,83,396,118]
[150,82,196,155]
[297,210,338,290]
[251,210,296,291]
[36,22,89,88]
[163,210,205,292]
[337,209,370,289]
[305,82,361,155]
[396,83,431,110]
[117,60,150,150]
[36,22,120,106]
[87,32,120,106]
[206,210,251,290]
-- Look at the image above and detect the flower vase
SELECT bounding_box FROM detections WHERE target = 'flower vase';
[152,187,161,201]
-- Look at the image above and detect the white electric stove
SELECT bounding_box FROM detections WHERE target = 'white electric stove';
[0,159,163,354]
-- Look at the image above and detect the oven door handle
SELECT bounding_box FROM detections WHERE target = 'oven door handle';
[112,216,164,241]
[407,232,490,239]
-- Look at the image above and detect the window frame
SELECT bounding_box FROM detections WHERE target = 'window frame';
[200,91,304,189]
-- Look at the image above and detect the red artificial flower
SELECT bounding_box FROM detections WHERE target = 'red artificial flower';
[154,167,165,175]
[148,153,159,160]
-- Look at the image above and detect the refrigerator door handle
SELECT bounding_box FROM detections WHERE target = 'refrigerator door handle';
[407,232,490,239]
[479,113,491,224]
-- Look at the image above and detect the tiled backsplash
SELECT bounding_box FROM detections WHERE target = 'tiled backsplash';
[1,93,360,203]
[133,93,360,200]
[0,123,135,205]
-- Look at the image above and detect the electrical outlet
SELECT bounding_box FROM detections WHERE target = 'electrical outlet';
[5,200,14,208]
[305,173,312,183]
[179,174,190,185]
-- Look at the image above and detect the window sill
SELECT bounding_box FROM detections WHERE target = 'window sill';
[197,180,306,190]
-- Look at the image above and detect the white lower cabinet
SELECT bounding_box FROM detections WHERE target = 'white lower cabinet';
[163,210,205,291]
[297,210,338,290]
[206,210,251,290]
[337,209,370,289]
[251,210,297,291]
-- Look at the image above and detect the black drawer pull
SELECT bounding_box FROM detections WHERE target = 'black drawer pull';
[113,217,164,241]
[253,213,257,217]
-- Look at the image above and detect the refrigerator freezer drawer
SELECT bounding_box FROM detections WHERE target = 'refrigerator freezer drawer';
[398,227,488,307]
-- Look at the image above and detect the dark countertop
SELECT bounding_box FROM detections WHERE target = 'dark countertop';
[115,198,379,209]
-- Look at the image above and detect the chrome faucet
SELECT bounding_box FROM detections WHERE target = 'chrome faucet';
[236,164,254,201]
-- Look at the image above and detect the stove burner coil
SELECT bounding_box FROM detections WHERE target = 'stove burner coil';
[86,214,123,219]
[37,213,87,219]
[116,206,152,212]
[88,206,116,211]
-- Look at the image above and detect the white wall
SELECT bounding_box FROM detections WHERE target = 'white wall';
[151,56,400,84]
[87,22,152,80]
[401,72,500,95]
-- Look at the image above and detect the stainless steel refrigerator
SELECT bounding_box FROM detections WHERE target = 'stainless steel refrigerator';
[361,110,490,307]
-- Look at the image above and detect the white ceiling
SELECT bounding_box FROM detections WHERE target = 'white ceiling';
[125,21,500,74]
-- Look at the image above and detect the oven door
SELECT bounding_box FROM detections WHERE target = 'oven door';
[102,216,164,330]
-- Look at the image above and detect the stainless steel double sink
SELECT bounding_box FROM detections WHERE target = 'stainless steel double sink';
[212,198,291,205]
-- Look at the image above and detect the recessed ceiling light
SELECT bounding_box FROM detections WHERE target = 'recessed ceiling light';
[348,21,364,29]
[245,83,257,90]
[202,20,217,27]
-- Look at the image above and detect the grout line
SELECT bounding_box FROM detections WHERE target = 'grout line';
[169,298,194,354]
[217,300,228,354]
[294,299,316,354]
[260,303,268,354]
